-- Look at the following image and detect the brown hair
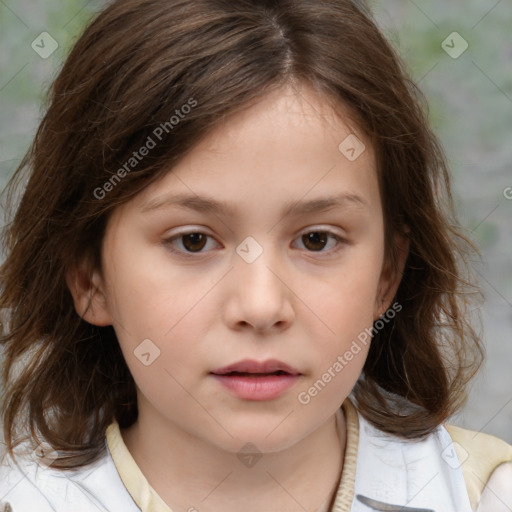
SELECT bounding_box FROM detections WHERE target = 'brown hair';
[0,0,483,469]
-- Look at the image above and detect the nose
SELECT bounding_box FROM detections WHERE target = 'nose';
[222,240,295,334]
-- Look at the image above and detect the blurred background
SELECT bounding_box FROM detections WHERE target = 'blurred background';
[0,0,511,442]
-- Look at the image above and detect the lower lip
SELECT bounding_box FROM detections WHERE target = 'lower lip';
[211,373,300,400]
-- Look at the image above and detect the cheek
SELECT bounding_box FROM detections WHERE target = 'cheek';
[104,247,213,378]
[112,298,205,413]
[103,238,207,334]
[301,249,382,380]
[298,288,373,410]
[307,256,383,333]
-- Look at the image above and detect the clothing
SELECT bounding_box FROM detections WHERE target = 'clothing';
[1,398,511,511]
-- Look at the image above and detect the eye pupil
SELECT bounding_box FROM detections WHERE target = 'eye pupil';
[303,232,328,251]
[183,233,207,252]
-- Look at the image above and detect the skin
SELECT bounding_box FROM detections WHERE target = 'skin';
[477,463,512,511]
[68,82,408,512]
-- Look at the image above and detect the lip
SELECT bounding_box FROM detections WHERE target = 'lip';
[210,359,301,401]
[211,358,301,376]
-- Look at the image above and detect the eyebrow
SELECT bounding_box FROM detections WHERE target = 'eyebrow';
[140,191,367,218]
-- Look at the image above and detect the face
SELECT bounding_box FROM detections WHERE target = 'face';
[71,84,404,454]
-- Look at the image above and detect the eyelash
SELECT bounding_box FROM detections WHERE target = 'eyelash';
[163,229,347,258]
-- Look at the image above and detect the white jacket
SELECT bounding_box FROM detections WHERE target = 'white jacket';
[1,400,511,511]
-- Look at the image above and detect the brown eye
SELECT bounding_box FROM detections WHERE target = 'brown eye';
[164,231,217,257]
[294,230,345,254]
[302,231,329,251]
[181,233,208,252]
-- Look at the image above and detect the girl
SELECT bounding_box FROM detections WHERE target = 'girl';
[1,0,511,511]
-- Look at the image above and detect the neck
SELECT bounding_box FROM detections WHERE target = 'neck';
[121,408,346,512]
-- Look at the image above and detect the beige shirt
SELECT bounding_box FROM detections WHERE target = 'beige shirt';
[105,398,512,512]
[105,399,358,512]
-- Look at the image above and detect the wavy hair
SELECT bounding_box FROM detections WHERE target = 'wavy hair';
[0,0,483,469]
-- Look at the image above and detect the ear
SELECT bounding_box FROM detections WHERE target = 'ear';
[65,257,113,326]
[374,230,409,320]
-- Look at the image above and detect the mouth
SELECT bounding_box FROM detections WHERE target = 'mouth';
[210,358,301,376]
[210,359,301,401]
[218,370,292,377]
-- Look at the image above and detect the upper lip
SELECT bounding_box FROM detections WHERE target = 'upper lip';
[211,359,301,375]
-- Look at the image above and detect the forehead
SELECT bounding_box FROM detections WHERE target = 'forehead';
[200,83,366,154]
[122,84,380,222]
